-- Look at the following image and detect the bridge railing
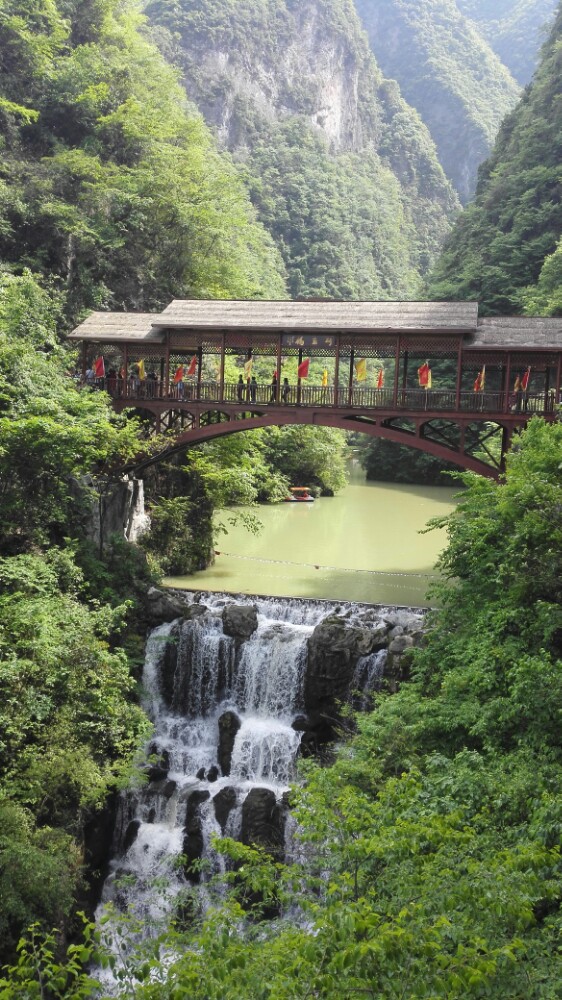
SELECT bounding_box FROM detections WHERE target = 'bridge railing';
[84,377,556,416]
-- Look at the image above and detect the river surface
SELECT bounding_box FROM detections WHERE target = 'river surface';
[166,463,459,607]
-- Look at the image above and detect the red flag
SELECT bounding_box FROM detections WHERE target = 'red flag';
[93,356,105,377]
[417,362,431,388]
[173,365,184,383]
[521,366,531,391]
[297,358,310,379]
[376,368,384,389]
[473,365,485,392]
[186,355,197,377]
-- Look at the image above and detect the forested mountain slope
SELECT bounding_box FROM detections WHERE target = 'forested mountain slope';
[146,0,459,299]
[0,0,287,323]
[456,0,558,84]
[426,1,562,316]
[353,0,520,203]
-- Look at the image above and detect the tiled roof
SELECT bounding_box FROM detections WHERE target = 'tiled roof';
[67,312,164,342]
[154,299,479,332]
[466,316,562,350]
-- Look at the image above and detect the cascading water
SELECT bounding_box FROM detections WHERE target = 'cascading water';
[96,593,424,979]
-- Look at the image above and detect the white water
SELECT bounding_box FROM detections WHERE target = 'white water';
[95,594,424,982]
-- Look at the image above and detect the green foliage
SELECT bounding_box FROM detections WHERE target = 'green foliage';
[358,434,462,485]
[426,3,562,313]
[262,425,348,495]
[456,0,558,84]
[42,417,560,1000]
[146,0,459,298]
[0,0,287,322]
[355,0,520,201]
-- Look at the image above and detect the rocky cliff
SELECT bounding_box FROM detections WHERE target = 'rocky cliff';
[146,0,459,298]
[354,0,520,203]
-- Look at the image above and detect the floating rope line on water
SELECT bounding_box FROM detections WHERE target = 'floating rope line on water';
[213,551,435,579]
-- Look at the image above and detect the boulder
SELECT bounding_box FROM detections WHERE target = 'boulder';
[183,790,210,882]
[123,820,141,853]
[241,787,285,861]
[213,786,237,832]
[145,586,186,624]
[304,614,380,742]
[388,634,414,655]
[218,710,242,776]
[207,765,219,783]
[222,604,258,639]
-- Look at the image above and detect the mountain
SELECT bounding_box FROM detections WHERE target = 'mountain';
[146,0,459,299]
[353,0,520,203]
[426,1,562,315]
[0,0,287,322]
[456,0,558,85]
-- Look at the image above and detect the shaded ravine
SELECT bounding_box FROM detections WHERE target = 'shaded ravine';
[96,593,425,981]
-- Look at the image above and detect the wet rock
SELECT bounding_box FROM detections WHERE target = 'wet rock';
[183,790,210,883]
[145,587,186,625]
[388,634,414,655]
[196,767,206,780]
[123,820,141,853]
[241,788,285,861]
[159,620,181,707]
[144,747,170,782]
[222,604,258,639]
[147,778,177,799]
[218,710,241,776]
[213,786,237,832]
[304,614,379,741]
[207,765,219,782]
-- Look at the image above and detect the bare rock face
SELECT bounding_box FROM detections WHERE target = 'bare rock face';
[222,604,258,640]
[213,786,237,833]
[218,710,242,776]
[183,790,211,883]
[304,614,380,742]
[241,788,285,861]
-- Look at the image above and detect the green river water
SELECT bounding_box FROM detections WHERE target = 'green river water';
[166,462,459,607]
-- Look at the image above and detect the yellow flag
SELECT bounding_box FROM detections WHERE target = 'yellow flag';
[243,358,253,380]
[355,358,367,382]
[137,359,146,380]
[321,369,328,387]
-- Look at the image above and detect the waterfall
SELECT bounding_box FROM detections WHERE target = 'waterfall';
[95,593,424,981]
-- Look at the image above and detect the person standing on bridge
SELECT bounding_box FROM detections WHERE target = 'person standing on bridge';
[250,375,257,403]
[269,370,278,403]
[282,377,290,403]
[237,373,245,402]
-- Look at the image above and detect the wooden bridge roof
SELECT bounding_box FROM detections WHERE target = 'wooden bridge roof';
[467,316,562,350]
[67,301,562,349]
[68,300,480,340]
[154,299,480,332]
[67,311,164,343]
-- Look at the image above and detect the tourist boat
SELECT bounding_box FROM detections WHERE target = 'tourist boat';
[284,487,315,502]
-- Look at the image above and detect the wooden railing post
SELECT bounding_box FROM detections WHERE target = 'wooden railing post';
[393,336,400,408]
[219,332,226,403]
[333,334,340,407]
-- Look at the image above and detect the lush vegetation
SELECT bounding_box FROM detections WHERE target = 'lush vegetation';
[354,0,520,202]
[0,0,287,323]
[358,434,461,485]
[427,1,562,315]
[146,0,459,298]
[456,0,558,84]
[5,418,562,998]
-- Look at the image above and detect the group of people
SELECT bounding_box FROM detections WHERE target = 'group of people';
[83,363,297,402]
[236,372,291,404]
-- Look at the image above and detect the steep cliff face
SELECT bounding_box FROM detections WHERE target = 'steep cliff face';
[426,2,562,314]
[146,0,459,299]
[354,0,520,203]
[456,0,558,85]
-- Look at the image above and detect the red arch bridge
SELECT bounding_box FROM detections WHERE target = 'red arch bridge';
[69,300,562,478]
